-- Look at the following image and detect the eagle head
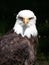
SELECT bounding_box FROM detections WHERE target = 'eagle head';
[13,10,38,38]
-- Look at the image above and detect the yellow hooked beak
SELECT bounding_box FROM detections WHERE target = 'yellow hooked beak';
[23,17,29,24]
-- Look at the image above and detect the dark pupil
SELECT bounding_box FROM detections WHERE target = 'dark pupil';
[18,17,23,20]
[29,17,34,20]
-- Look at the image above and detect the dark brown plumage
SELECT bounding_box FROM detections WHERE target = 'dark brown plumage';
[0,30,38,65]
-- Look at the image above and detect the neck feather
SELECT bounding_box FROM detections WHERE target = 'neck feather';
[13,22,38,38]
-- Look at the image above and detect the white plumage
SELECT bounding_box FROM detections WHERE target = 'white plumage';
[13,10,38,38]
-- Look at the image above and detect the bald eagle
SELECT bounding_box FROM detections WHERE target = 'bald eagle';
[0,10,38,65]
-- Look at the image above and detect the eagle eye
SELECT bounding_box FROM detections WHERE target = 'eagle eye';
[29,17,34,20]
[18,16,23,21]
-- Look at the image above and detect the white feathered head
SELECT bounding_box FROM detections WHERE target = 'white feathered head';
[16,10,36,25]
[13,10,38,38]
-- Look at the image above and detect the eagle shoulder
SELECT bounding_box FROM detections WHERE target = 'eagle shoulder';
[0,30,38,65]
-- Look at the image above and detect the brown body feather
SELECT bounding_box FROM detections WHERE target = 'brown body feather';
[0,30,38,65]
